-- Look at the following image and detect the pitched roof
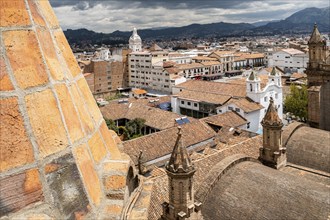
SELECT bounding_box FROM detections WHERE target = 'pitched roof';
[175,80,246,98]
[122,121,216,166]
[192,56,217,61]
[177,89,232,105]
[227,98,264,113]
[202,111,248,128]
[200,61,221,66]
[177,63,204,70]
[101,102,189,130]
[165,127,195,173]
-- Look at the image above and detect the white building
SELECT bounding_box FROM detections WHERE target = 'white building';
[129,27,142,52]
[271,48,308,73]
[218,69,283,133]
[171,68,283,133]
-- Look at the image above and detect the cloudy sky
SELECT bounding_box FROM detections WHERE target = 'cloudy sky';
[50,0,329,33]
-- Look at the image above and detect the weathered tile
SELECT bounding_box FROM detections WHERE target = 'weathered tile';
[74,144,103,206]
[99,122,122,160]
[77,78,103,123]
[45,154,89,219]
[0,97,34,172]
[36,0,59,28]
[53,30,81,78]
[27,0,46,27]
[36,28,65,81]
[88,131,107,164]
[25,89,68,158]
[3,30,48,89]
[0,55,14,91]
[0,169,43,216]
[0,0,31,27]
[55,84,84,143]
[69,83,94,134]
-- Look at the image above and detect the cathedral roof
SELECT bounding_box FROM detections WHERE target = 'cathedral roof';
[201,160,330,220]
[283,122,330,173]
[261,97,283,127]
[309,23,323,44]
[165,127,195,173]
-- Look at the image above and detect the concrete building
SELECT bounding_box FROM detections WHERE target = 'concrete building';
[271,48,309,73]
[306,24,330,131]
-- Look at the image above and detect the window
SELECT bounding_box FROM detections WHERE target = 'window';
[264,96,268,102]
[181,101,184,105]
[187,102,191,106]
[247,122,250,129]
[218,109,222,113]
[235,108,240,112]
[250,84,252,92]
[228,106,233,110]
[194,103,198,107]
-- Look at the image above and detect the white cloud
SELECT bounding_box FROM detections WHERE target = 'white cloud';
[52,0,329,32]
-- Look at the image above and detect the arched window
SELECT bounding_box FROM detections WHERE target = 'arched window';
[250,84,253,92]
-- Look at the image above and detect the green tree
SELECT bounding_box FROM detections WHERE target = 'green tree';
[284,84,308,121]
[104,118,119,133]
[125,118,146,140]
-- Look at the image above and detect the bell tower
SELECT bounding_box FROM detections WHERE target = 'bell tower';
[259,97,286,169]
[162,127,202,220]
[306,24,330,131]
[129,27,142,52]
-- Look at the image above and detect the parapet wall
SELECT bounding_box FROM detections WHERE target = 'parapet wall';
[0,1,135,219]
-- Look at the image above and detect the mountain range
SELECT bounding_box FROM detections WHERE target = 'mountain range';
[64,7,329,46]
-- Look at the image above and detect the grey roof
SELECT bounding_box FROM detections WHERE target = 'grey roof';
[283,123,330,173]
[201,161,330,220]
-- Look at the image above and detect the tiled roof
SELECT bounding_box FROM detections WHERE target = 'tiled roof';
[201,61,221,66]
[280,48,304,55]
[166,67,180,74]
[227,98,264,113]
[122,121,216,166]
[101,102,190,130]
[175,80,246,98]
[192,56,217,61]
[143,135,262,220]
[177,89,232,105]
[201,111,248,128]
[177,63,204,70]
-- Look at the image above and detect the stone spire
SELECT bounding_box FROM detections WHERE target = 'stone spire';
[309,23,323,44]
[259,97,286,169]
[166,127,194,173]
[162,127,202,220]
[261,97,283,127]
[248,71,258,81]
[270,67,277,76]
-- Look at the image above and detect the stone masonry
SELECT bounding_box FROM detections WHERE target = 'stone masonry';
[0,1,137,219]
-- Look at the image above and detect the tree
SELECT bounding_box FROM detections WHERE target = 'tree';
[284,84,308,121]
[104,118,119,133]
[125,118,146,139]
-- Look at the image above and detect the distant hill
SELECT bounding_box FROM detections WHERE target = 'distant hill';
[64,7,330,46]
[251,20,280,27]
[247,7,330,35]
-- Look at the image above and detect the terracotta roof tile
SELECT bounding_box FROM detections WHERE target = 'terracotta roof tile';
[177,89,231,105]
[122,121,216,166]
[175,80,246,97]
[227,98,264,113]
[202,111,248,128]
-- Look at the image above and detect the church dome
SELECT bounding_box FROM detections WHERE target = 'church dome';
[129,27,142,44]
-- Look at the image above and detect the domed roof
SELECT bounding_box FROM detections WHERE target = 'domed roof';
[129,27,142,44]
[201,160,330,220]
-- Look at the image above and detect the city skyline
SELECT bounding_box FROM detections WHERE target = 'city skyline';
[50,0,329,33]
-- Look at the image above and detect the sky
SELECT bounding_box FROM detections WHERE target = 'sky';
[50,0,329,33]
